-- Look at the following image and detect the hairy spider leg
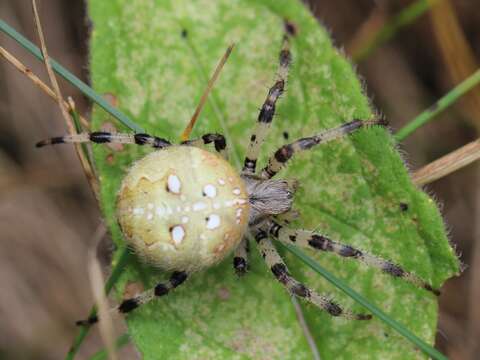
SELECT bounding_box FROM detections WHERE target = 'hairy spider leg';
[36,131,171,149]
[266,221,440,295]
[242,35,292,175]
[76,271,188,326]
[260,118,387,179]
[36,131,229,156]
[233,237,249,276]
[255,230,371,320]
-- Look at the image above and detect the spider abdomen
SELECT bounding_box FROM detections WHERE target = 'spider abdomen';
[116,146,250,273]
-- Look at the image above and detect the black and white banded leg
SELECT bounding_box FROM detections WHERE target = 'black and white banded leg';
[36,131,171,149]
[182,133,228,159]
[255,231,371,320]
[242,35,292,174]
[260,118,387,179]
[233,238,249,276]
[266,221,440,295]
[76,271,188,326]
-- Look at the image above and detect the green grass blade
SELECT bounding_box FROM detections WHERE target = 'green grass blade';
[352,0,442,62]
[0,19,143,133]
[89,334,130,360]
[66,248,132,360]
[279,242,448,360]
[395,68,480,141]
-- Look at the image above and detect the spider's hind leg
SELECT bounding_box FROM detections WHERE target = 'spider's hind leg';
[267,221,440,295]
[255,230,371,320]
[76,271,188,326]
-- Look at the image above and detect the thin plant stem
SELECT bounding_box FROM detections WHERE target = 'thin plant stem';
[0,18,143,133]
[352,0,442,62]
[66,248,132,360]
[395,68,480,142]
[0,46,90,129]
[31,0,99,198]
[87,225,117,360]
[279,242,448,360]
[412,138,480,185]
[181,44,234,141]
[68,97,96,172]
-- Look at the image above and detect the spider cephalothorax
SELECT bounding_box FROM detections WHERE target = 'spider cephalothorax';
[244,175,295,227]
[37,31,439,326]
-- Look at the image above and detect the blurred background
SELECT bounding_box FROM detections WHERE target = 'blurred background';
[0,0,478,359]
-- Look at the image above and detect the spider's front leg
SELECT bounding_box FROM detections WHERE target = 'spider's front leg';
[260,118,387,179]
[242,35,292,175]
[255,230,371,320]
[266,221,440,295]
[76,270,188,326]
[182,133,228,159]
[36,131,171,149]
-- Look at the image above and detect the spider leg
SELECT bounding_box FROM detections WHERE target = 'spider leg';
[242,35,292,175]
[255,230,371,320]
[36,131,171,149]
[182,133,228,159]
[233,237,250,276]
[75,271,188,326]
[260,118,387,179]
[266,221,440,295]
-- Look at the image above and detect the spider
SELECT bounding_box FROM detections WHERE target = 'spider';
[36,31,439,326]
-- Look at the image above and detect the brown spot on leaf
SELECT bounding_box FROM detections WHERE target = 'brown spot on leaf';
[106,153,115,165]
[217,287,230,300]
[103,92,118,107]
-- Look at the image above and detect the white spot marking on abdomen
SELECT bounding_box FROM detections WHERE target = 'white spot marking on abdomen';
[203,184,217,198]
[167,174,181,194]
[206,214,221,230]
[193,201,207,211]
[171,225,185,245]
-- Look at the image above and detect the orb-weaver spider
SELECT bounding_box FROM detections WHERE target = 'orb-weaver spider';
[37,29,438,327]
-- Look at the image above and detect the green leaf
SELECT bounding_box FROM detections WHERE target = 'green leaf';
[88,0,459,359]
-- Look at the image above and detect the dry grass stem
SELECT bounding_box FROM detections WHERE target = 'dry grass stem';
[429,0,480,131]
[31,0,99,198]
[181,44,234,141]
[0,46,90,129]
[87,224,118,360]
[412,138,480,185]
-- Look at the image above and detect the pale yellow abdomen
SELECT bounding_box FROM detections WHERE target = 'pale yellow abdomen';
[116,146,250,273]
